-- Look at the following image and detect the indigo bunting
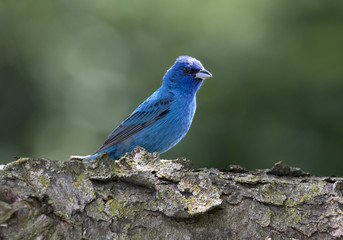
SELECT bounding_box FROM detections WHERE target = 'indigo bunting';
[72,56,212,161]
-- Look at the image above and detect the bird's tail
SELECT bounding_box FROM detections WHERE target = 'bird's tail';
[70,145,117,162]
[69,154,98,162]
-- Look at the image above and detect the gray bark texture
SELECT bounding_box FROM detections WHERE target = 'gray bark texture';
[0,147,343,240]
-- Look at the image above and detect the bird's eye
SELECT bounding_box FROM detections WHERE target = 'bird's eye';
[183,67,191,74]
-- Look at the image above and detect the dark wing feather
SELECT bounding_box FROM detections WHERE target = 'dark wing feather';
[96,96,172,153]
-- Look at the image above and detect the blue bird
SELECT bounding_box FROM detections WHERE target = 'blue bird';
[72,56,212,161]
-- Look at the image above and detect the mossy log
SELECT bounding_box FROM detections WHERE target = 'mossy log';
[0,147,343,240]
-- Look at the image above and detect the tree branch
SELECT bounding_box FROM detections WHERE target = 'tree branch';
[1,147,343,239]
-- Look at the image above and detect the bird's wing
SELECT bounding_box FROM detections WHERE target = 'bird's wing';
[95,96,173,153]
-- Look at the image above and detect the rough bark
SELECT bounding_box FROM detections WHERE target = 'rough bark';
[0,147,342,240]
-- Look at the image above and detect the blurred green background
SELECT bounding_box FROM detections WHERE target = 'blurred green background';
[1,0,343,176]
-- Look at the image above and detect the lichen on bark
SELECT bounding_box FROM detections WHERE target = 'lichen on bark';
[0,147,343,239]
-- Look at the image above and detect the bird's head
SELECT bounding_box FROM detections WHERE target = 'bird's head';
[163,56,212,94]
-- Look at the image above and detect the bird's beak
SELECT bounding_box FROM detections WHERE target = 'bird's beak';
[195,69,213,80]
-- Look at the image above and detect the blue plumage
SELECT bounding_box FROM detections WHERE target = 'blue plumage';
[88,56,212,160]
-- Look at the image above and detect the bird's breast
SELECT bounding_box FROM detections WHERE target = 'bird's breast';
[169,95,196,131]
